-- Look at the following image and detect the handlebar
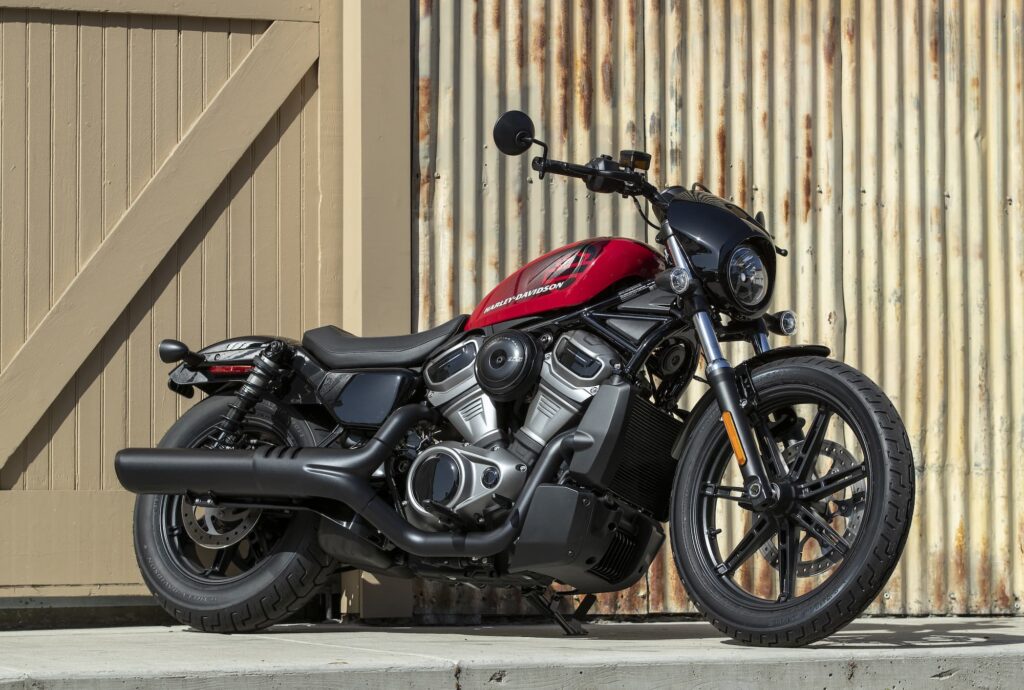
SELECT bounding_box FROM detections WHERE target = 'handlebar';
[531,157,594,180]
[530,155,663,209]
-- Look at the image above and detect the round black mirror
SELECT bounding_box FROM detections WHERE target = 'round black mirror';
[493,110,535,156]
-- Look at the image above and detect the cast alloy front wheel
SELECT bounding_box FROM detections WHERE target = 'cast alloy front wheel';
[670,356,914,646]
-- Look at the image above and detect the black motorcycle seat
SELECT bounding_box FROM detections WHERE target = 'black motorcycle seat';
[301,315,468,369]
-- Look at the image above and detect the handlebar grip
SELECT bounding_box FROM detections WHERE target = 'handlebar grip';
[532,157,592,180]
[530,156,653,200]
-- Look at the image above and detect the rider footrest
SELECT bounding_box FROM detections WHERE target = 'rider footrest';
[526,590,597,636]
[419,500,468,529]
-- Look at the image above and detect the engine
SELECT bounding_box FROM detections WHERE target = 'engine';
[412,329,617,531]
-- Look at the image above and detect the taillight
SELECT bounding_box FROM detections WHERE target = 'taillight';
[207,364,253,376]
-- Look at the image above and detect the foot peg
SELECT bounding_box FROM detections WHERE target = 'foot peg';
[419,500,471,529]
[526,590,597,636]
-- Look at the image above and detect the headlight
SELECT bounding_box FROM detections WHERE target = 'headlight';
[727,245,769,307]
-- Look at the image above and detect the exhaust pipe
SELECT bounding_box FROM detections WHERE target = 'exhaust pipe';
[115,404,438,495]
[115,403,587,558]
[357,431,583,557]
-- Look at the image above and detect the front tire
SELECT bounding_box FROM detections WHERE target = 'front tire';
[133,396,338,632]
[671,356,914,646]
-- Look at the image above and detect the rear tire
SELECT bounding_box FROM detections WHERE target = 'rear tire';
[133,396,338,633]
[670,356,914,646]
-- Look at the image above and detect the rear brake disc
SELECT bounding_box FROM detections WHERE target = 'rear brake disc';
[180,502,262,549]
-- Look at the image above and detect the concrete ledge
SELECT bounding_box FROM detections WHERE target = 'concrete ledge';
[0,617,1020,688]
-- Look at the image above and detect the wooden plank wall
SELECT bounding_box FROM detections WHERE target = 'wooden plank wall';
[0,9,322,592]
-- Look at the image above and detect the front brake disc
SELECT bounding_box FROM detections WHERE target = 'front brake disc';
[759,440,866,576]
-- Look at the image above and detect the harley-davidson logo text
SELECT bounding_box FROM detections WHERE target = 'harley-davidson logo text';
[483,281,566,313]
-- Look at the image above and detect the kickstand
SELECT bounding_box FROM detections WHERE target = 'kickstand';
[526,590,597,636]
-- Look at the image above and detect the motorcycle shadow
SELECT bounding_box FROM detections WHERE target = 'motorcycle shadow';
[256,617,1024,649]
[258,619,712,641]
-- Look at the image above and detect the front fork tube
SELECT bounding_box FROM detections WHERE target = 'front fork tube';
[666,231,777,507]
[693,310,777,508]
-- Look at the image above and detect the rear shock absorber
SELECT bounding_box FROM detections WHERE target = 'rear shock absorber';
[209,340,290,449]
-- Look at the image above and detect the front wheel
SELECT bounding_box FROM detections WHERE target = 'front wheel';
[671,356,914,646]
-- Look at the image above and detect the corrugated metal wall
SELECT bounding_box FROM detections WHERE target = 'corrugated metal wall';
[415,0,1024,617]
[0,9,321,590]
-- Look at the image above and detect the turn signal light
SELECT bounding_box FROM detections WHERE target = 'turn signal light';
[655,266,695,295]
[765,310,798,336]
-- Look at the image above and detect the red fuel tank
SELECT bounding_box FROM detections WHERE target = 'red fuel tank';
[465,237,665,330]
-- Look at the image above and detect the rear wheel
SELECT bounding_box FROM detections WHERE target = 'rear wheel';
[133,396,337,632]
[671,356,914,646]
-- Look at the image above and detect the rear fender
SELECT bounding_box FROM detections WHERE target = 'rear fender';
[167,335,305,398]
[671,344,831,459]
[169,337,417,429]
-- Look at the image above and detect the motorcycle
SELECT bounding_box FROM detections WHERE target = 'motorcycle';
[115,111,915,646]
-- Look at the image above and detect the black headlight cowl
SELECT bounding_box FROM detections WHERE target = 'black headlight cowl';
[661,195,777,317]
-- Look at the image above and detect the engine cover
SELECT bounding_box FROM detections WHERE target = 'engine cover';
[515,330,618,452]
[424,337,504,447]
[405,441,527,531]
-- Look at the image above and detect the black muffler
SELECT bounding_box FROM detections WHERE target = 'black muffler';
[115,404,437,495]
[115,403,588,558]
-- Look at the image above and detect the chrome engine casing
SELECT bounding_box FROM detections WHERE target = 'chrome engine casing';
[424,337,504,448]
[404,441,527,530]
[517,330,618,448]
[418,330,618,532]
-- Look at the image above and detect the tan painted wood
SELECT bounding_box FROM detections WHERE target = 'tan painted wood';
[317,0,344,329]
[0,19,320,466]
[227,22,256,338]
[1,13,28,373]
[1,13,29,490]
[125,14,155,461]
[279,85,304,340]
[177,18,205,419]
[339,0,411,337]
[301,69,322,334]
[149,14,180,439]
[201,22,231,352]
[0,491,140,586]
[0,13,314,498]
[23,11,52,492]
[100,14,130,491]
[43,17,78,493]
[49,381,76,490]
[25,10,51,336]
[76,17,104,492]
[252,101,280,336]
[0,0,318,22]
[0,583,150,597]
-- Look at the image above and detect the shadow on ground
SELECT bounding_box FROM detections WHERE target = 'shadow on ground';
[807,618,1024,650]
[252,617,1024,650]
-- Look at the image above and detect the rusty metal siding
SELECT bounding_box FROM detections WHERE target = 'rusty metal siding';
[415,0,1024,617]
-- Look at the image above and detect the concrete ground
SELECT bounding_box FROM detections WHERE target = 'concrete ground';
[0,617,1019,689]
